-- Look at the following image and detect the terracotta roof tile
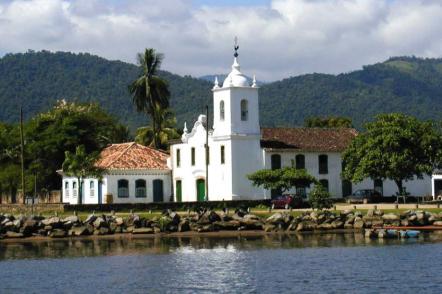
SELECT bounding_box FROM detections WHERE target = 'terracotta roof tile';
[95,142,169,170]
[261,127,357,152]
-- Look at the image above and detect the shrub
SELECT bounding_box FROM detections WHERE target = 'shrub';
[309,185,332,210]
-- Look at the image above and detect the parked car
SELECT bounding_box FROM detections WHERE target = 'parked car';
[271,194,304,209]
[345,189,383,203]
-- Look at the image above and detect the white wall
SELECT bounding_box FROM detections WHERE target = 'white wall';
[61,169,171,204]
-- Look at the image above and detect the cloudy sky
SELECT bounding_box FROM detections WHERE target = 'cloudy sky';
[1,0,442,81]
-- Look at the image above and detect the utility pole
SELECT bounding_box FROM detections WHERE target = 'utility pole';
[32,173,37,215]
[205,105,209,201]
[20,107,26,205]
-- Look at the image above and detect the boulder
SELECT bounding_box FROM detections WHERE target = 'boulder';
[169,212,181,225]
[365,229,377,238]
[63,215,79,223]
[6,231,24,238]
[243,214,260,221]
[353,217,364,229]
[93,217,107,229]
[22,219,38,236]
[433,221,442,226]
[94,227,110,235]
[266,213,285,224]
[70,226,90,236]
[178,220,190,232]
[318,223,333,230]
[208,211,221,223]
[115,217,124,226]
[197,224,215,233]
[41,217,61,227]
[263,224,276,232]
[213,221,241,231]
[382,213,400,221]
[84,214,97,224]
[132,227,154,234]
[50,229,67,238]
[331,221,344,229]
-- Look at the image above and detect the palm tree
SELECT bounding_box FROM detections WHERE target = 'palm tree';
[62,145,103,205]
[135,108,180,150]
[129,48,170,149]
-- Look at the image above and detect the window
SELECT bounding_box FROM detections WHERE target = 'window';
[191,147,195,166]
[271,154,281,170]
[296,187,307,198]
[89,181,95,198]
[319,179,329,192]
[221,145,225,164]
[374,179,383,196]
[176,149,181,167]
[342,180,352,197]
[240,99,248,121]
[318,154,328,174]
[220,100,225,121]
[118,179,129,198]
[296,154,305,169]
[73,182,77,198]
[135,179,146,198]
[64,181,69,199]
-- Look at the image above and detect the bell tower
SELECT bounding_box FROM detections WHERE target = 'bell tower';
[210,38,263,199]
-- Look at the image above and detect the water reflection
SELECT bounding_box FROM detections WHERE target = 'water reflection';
[2,231,442,261]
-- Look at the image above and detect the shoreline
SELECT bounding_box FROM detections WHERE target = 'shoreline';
[0,229,363,243]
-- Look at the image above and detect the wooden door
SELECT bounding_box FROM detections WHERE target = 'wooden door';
[196,179,205,202]
[153,179,164,202]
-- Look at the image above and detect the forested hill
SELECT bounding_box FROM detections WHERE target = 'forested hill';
[1,51,442,130]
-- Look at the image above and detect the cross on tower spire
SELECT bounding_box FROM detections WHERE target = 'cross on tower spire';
[234,36,239,58]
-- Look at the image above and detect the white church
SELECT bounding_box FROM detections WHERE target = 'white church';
[60,46,433,204]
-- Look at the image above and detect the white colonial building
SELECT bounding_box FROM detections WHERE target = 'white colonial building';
[60,48,433,204]
[169,51,432,202]
[60,142,171,204]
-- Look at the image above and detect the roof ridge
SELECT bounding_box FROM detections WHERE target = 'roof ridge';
[104,142,136,168]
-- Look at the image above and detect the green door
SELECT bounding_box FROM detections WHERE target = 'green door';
[176,180,182,202]
[153,179,164,202]
[196,179,205,202]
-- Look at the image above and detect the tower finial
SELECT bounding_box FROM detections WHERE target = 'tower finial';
[252,74,257,87]
[234,36,239,58]
[213,76,220,89]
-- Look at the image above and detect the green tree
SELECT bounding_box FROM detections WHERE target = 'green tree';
[129,48,170,149]
[62,145,103,204]
[309,184,332,210]
[25,100,129,192]
[304,116,353,128]
[135,108,180,150]
[248,167,317,194]
[342,113,442,195]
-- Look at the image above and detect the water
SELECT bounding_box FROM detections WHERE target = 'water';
[1,232,442,293]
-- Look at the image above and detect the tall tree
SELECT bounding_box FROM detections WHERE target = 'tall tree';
[342,113,442,195]
[135,108,180,150]
[62,145,103,205]
[129,48,170,149]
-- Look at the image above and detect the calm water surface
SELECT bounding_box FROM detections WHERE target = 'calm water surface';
[1,232,442,293]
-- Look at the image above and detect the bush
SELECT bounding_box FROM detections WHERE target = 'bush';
[309,185,332,210]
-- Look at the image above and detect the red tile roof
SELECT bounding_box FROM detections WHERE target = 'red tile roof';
[95,142,169,170]
[261,128,358,152]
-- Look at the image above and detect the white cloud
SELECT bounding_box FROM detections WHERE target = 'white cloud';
[0,0,442,81]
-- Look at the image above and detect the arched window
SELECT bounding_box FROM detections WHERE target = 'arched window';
[240,99,248,121]
[135,179,146,198]
[319,179,329,192]
[295,154,305,169]
[118,179,129,198]
[319,154,328,174]
[220,100,225,121]
[271,154,281,170]
[89,181,95,198]
[73,181,77,198]
[64,181,69,199]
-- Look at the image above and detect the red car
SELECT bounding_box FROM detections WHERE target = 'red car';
[271,195,303,209]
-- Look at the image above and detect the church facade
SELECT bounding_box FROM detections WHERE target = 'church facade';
[169,52,431,202]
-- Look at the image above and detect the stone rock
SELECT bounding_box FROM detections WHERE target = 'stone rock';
[318,223,333,230]
[263,224,276,232]
[243,214,260,221]
[208,211,221,223]
[401,219,410,227]
[132,227,154,234]
[213,221,241,231]
[366,209,374,217]
[353,217,364,229]
[433,221,442,226]
[296,221,317,231]
[365,229,377,238]
[93,217,107,229]
[126,226,135,233]
[197,224,214,233]
[41,217,61,227]
[6,231,24,238]
[231,213,244,221]
[22,220,38,236]
[331,221,344,229]
[84,214,97,224]
[153,227,161,234]
[70,226,89,236]
[50,229,67,238]
[382,213,399,221]
[63,215,79,223]
[344,223,354,229]
[178,220,190,232]
[266,213,285,224]
[115,217,124,226]
[345,216,355,225]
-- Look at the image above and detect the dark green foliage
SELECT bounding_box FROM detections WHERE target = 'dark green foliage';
[308,185,332,210]
[304,116,353,128]
[342,113,442,194]
[3,52,442,131]
[248,167,317,193]
[0,51,212,131]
